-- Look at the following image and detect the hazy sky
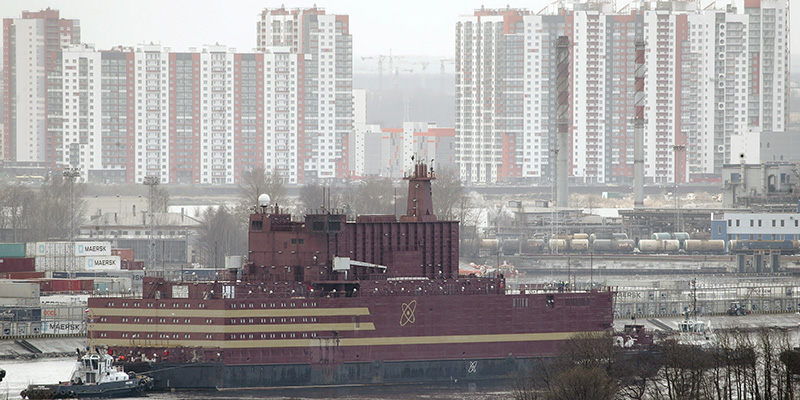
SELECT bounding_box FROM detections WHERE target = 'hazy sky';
[1,0,798,70]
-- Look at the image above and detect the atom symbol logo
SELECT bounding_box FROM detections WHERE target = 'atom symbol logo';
[468,361,477,374]
[400,300,417,326]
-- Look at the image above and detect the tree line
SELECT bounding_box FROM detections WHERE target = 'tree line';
[512,328,799,400]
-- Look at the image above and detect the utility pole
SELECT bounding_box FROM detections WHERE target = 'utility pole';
[63,168,81,273]
[143,175,160,274]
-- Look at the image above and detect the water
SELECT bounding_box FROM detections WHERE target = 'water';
[0,358,513,400]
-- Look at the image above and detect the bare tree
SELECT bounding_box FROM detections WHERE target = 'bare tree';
[24,174,87,242]
[195,205,246,270]
[238,166,286,209]
[298,182,341,213]
[340,178,399,217]
[0,184,35,242]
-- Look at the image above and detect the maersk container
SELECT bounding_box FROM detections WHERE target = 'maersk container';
[0,243,26,258]
[570,239,590,251]
[651,233,672,240]
[85,256,121,270]
[75,241,111,257]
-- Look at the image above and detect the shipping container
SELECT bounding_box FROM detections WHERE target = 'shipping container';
[121,260,144,270]
[111,248,135,262]
[40,319,85,335]
[85,256,121,270]
[0,271,44,279]
[0,282,40,298]
[0,243,26,258]
[75,241,112,257]
[0,257,35,272]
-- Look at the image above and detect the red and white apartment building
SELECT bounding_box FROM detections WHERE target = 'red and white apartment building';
[3,6,353,185]
[456,0,789,184]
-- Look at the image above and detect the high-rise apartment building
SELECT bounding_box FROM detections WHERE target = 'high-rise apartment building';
[3,7,354,185]
[3,8,80,164]
[455,0,789,185]
[258,7,353,183]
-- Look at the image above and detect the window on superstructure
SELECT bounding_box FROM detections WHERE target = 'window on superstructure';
[122,318,128,322]
[206,334,212,339]
[146,318,153,323]
[206,319,212,324]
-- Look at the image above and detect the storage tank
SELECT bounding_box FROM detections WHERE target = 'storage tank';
[591,239,615,252]
[570,239,590,251]
[662,239,680,252]
[651,233,672,240]
[616,239,635,252]
[480,239,499,252]
[549,239,569,252]
[684,239,725,253]
[612,233,629,240]
[502,240,521,255]
[589,233,613,242]
[573,233,590,240]
[522,239,546,254]
[638,239,662,252]
[673,232,690,244]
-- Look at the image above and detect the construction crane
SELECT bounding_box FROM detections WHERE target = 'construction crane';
[361,55,386,91]
[439,59,455,94]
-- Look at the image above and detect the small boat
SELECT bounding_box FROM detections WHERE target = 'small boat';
[20,350,152,399]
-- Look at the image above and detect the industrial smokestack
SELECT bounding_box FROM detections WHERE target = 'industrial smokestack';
[634,40,645,208]
[556,36,571,208]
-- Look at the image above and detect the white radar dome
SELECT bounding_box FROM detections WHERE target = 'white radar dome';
[258,194,271,207]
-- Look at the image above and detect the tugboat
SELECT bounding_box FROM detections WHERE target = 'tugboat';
[20,350,152,399]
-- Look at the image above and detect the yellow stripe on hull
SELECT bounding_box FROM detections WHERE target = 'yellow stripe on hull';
[90,330,604,349]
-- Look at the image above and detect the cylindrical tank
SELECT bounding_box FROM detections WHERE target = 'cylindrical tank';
[684,239,725,253]
[729,240,739,252]
[663,239,680,252]
[673,232,690,242]
[480,239,499,251]
[592,239,615,252]
[651,233,672,240]
[549,239,568,252]
[590,233,613,242]
[573,233,590,240]
[616,239,635,252]
[570,239,590,251]
[612,233,629,240]
[522,239,546,254]
[793,240,800,252]
[502,240,520,255]
[638,239,661,252]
